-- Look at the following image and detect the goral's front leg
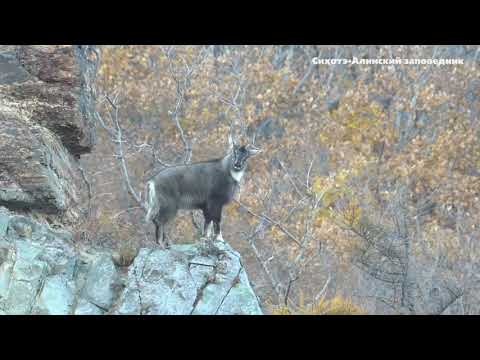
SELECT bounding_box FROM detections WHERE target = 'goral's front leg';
[200,221,227,257]
[212,218,226,244]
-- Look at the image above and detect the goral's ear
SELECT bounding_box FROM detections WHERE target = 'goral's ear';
[246,144,262,156]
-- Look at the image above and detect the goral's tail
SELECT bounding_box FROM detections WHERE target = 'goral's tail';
[145,180,159,223]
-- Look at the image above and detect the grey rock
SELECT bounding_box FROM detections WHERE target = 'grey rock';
[74,298,104,315]
[0,246,14,300]
[34,274,75,315]
[4,280,41,314]
[114,241,263,315]
[115,248,198,315]
[83,255,120,310]
[0,48,31,84]
[8,216,35,239]
[0,207,9,239]
[3,240,47,314]
[190,250,242,314]
[216,269,263,315]
[113,287,142,315]
[0,247,8,265]
[11,240,45,280]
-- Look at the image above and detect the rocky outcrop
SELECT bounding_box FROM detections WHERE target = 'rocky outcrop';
[0,45,98,222]
[113,242,262,315]
[0,207,263,315]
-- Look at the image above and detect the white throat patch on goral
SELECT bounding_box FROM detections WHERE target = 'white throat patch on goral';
[230,169,245,182]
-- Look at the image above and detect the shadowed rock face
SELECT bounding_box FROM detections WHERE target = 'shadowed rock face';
[0,207,263,315]
[2,45,97,156]
[0,112,83,216]
[0,45,98,221]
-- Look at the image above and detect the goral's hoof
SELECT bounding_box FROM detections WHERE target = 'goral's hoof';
[215,234,225,243]
[156,240,170,250]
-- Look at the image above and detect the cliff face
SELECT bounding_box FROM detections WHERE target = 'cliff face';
[0,45,97,222]
[0,45,262,315]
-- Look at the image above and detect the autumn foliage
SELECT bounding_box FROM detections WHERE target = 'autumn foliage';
[79,45,480,314]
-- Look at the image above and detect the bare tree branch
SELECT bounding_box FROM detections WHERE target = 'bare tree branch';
[96,94,146,211]
[235,199,302,247]
[164,46,209,164]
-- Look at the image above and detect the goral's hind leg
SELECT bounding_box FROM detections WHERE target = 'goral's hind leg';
[163,223,172,249]
[157,206,177,249]
[153,218,159,244]
[153,218,164,248]
[153,217,171,249]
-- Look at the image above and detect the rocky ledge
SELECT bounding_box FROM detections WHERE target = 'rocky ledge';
[0,207,263,315]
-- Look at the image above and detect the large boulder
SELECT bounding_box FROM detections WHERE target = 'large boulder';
[113,242,263,315]
[82,255,121,310]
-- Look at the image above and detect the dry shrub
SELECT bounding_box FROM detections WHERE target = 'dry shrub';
[272,296,365,315]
